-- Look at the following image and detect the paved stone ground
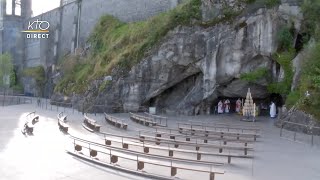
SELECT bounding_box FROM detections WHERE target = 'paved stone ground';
[0,103,320,180]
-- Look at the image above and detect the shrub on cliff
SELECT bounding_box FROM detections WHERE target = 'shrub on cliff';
[240,67,269,83]
[298,42,320,120]
[23,66,46,96]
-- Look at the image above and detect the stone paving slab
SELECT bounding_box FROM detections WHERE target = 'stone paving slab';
[1,103,320,180]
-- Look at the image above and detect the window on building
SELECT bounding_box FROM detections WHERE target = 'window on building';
[15,0,21,16]
[6,0,12,15]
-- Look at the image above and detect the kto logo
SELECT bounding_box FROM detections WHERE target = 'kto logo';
[22,19,50,39]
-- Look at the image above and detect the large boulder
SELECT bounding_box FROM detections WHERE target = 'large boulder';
[276,107,320,135]
[93,5,302,114]
[53,2,303,115]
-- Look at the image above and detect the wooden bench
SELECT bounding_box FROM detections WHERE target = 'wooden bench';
[130,112,157,126]
[139,134,253,155]
[104,135,252,164]
[178,126,260,141]
[150,126,258,143]
[57,112,69,133]
[178,122,260,133]
[139,130,253,146]
[26,111,39,125]
[69,135,225,179]
[83,115,101,132]
[144,112,168,127]
[104,113,128,130]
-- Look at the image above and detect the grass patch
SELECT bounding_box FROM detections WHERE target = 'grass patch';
[277,25,294,51]
[23,66,46,95]
[240,67,269,83]
[98,80,111,92]
[301,0,320,41]
[267,49,296,94]
[265,0,281,8]
[285,90,301,108]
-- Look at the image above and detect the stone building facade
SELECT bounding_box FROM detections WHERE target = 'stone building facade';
[0,0,179,96]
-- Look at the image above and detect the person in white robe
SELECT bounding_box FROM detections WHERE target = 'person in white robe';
[224,99,231,113]
[217,100,224,114]
[235,98,241,113]
[270,102,276,118]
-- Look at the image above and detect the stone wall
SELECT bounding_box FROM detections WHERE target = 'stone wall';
[24,8,61,68]
[2,16,24,71]
[23,0,179,69]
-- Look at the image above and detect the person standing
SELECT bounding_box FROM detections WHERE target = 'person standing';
[217,100,224,114]
[224,99,231,113]
[235,98,241,113]
[270,102,276,118]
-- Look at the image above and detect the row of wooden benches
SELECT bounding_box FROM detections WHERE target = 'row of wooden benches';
[139,130,254,146]
[177,122,260,133]
[100,131,254,159]
[69,134,224,180]
[146,126,260,141]
[130,112,158,126]
[178,127,259,141]
[81,113,260,144]
[104,113,128,129]
[144,112,168,127]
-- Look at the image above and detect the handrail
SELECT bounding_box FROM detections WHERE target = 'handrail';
[104,113,126,124]
[138,134,253,152]
[144,112,168,127]
[144,112,167,119]
[130,112,157,123]
[178,126,260,137]
[138,130,254,144]
[99,131,252,155]
[177,122,260,132]
[69,134,225,166]
[57,112,67,120]
[26,111,36,117]
[281,121,320,130]
[68,134,225,180]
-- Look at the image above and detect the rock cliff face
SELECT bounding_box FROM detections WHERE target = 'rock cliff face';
[275,107,320,135]
[53,1,303,115]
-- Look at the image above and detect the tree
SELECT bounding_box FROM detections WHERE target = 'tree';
[0,53,14,87]
[23,66,46,96]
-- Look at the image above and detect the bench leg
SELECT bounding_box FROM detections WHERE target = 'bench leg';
[169,150,173,157]
[197,153,201,160]
[209,172,215,180]
[228,156,231,164]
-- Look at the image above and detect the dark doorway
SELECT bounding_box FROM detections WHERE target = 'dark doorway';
[269,93,283,107]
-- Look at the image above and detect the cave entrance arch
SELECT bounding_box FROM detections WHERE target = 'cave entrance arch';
[269,93,283,107]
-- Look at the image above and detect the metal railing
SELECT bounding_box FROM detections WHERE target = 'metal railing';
[280,121,320,146]
[177,122,260,134]
[68,134,224,180]
[0,94,32,106]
